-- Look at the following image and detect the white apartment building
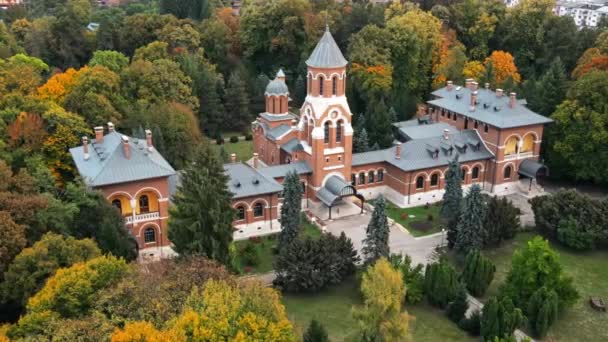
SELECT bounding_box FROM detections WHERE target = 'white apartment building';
[554,0,608,27]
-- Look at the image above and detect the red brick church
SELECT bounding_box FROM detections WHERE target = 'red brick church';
[71,27,552,253]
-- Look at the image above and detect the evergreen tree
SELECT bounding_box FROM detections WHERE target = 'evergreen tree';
[483,196,520,247]
[152,126,167,157]
[441,156,463,248]
[224,71,250,131]
[461,249,496,297]
[535,58,569,116]
[362,196,390,264]
[527,287,559,338]
[294,74,306,107]
[455,184,486,253]
[218,145,229,163]
[367,98,394,149]
[303,319,329,342]
[423,258,460,308]
[354,128,371,153]
[168,143,234,265]
[278,171,302,249]
[251,73,270,114]
[481,296,525,342]
[371,142,380,151]
[446,284,469,323]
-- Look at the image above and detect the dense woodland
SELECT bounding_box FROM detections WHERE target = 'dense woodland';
[0,0,608,340]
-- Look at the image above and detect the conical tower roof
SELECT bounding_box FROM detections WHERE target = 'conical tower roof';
[305,26,347,68]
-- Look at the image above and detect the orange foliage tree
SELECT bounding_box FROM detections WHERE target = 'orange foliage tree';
[7,112,47,152]
[37,67,82,104]
[484,51,521,86]
[433,30,467,89]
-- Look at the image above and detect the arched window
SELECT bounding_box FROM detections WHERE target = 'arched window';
[139,195,149,213]
[464,118,469,129]
[522,134,534,152]
[472,166,480,180]
[336,120,343,143]
[504,165,512,179]
[324,121,330,143]
[369,171,375,183]
[416,176,424,190]
[359,172,366,185]
[474,121,479,129]
[505,136,519,155]
[112,199,122,214]
[377,170,384,182]
[332,76,337,95]
[144,227,156,243]
[319,76,324,96]
[236,206,245,220]
[351,174,356,185]
[461,168,467,181]
[253,203,264,217]
[430,173,439,186]
[484,124,489,133]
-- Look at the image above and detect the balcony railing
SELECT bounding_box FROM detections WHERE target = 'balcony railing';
[504,151,534,161]
[125,211,160,224]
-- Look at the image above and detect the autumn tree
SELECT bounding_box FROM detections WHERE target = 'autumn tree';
[353,258,410,341]
[0,211,26,278]
[462,60,486,81]
[432,30,468,88]
[37,67,80,104]
[449,0,505,60]
[484,51,521,87]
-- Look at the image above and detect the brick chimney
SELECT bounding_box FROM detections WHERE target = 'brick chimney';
[496,88,504,97]
[253,153,259,168]
[485,82,490,90]
[107,122,114,132]
[465,78,474,89]
[145,129,153,151]
[122,135,130,159]
[509,92,517,108]
[395,142,402,159]
[447,80,453,91]
[94,126,104,143]
[230,153,236,163]
[443,129,450,140]
[82,136,89,160]
[471,81,478,91]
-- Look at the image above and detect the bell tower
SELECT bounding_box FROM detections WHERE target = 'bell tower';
[298,26,353,195]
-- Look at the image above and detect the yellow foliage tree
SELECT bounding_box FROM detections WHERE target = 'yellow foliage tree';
[484,50,521,86]
[462,61,486,81]
[111,321,175,342]
[37,67,82,104]
[353,258,410,341]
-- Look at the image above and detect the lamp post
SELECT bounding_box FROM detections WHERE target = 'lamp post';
[441,228,446,247]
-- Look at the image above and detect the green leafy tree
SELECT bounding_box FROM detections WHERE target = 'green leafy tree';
[480,296,525,342]
[483,196,520,247]
[303,319,329,342]
[132,41,169,62]
[446,284,469,323]
[500,236,578,310]
[362,196,390,264]
[388,254,424,304]
[159,0,214,21]
[455,184,486,252]
[88,50,129,73]
[0,211,26,278]
[168,143,234,265]
[224,71,251,131]
[441,156,463,248]
[449,0,505,60]
[50,0,93,68]
[278,171,302,249]
[461,249,496,297]
[423,258,460,308]
[527,287,558,338]
[353,258,410,342]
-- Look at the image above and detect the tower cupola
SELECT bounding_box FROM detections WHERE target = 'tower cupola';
[305,26,347,98]
[264,68,289,114]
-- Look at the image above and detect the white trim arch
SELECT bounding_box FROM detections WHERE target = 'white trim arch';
[107,191,133,200]
[502,162,516,179]
[233,201,251,210]
[412,171,430,182]
[135,187,163,199]
[321,171,346,187]
[138,222,161,237]
[251,198,270,209]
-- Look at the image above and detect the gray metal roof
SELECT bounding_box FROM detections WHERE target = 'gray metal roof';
[280,138,303,154]
[224,163,283,199]
[259,112,296,122]
[518,159,548,178]
[429,87,552,129]
[352,130,493,171]
[266,124,292,141]
[258,161,312,179]
[265,78,289,96]
[70,131,176,187]
[394,120,458,140]
[305,26,347,68]
[316,176,351,206]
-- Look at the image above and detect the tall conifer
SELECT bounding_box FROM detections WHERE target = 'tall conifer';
[362,196,390,264]
[224,71,250,131]
[441,156,463,248]
[455,184,486,252]
[278,171,302,249]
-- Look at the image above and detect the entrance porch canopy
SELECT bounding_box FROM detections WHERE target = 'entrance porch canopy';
[316,176,365,219]
[518,159,548,178]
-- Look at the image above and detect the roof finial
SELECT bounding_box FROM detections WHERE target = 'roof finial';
[325,11,329,31]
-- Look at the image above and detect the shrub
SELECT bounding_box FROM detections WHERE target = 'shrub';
[216,136,224,145]
[461,249,495,297]
[400,212,408,220]
[424,258,459,308]
[556,216,595,250]
[483,196,521,247]
[229,136,239,143]
[446,284,469,323]
[303,320,329,342]
[245,133,253,141]
[459,310,481,336]
[241,244,259,266]
[427,213,434,221]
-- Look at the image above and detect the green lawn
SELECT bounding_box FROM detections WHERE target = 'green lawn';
[463,233,608,342]
[234,217,320,274]
[383,201,445,237]
[212,140,253,162]
[282,278,476,341]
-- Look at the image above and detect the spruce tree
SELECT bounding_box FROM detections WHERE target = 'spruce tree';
[446,284,469,323]
[483,196,520,247]
[423,258,460,308]
[294,74,306,107]
[218,145,229,163]
[303,319,329,342]
[168,143,234,265]
[278,171,302,249]
[461,249,496,297]
[367,98,394,149]
[152,126,167,157]
[441,156,463,248]
[224,71,250,131]
[362,196,391,264]
[354,128,371,153]
[527,287,559,338]
[535,58,568,116]
[251,73,270,114]
[481,296,525,342]
[455,184,486,253]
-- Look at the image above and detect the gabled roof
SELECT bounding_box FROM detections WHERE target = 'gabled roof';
[224,163,283,199]
[258,161,312,179]
[394,120,458,140]
[70,131,176,187]
[280,138,304,154]
[352,130,493,172]
[305,26,347,68]
[429,87,552,129]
